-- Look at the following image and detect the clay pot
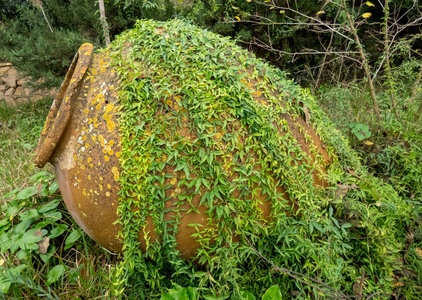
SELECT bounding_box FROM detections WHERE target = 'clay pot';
[35,43,124,253]
[35,41,331,259]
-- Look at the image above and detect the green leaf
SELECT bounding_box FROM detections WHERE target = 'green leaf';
[17,248,30,260]
[350,123,371,141]
[239,290,256,300]
[49,182,60,194]
[0,233,12,252]
[18,228,44,250]
[262,285,282,300]
[160,285,199,300]
[16,186,38,200]
[0,269,12,294]
[37,200,60,213]
[185,287,199,300]
[40,244,56,263]
[64,230,81,250]
[29,171,53,182]
[13,219,32,235]
[0,264,27,293]
[203,295,229,300]
[46,264,65,285]
[43,211,62,221]
[3,187,20,199]
[48,225,67,239]
[19,208,39,221]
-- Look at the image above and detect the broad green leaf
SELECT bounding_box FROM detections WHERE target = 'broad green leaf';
[262,285,282,300]
[16,186,38,200]
[29,171,52,182]
[64,230,81,250]
[185,287,199,300]
[40,244,56,263]
[13,219,32,235]
[203,295,230,300]
[18,228,44,250]
[3,187,20,199]
[0,264,27,293]
[17,248,30,260]
[46,264,65,285]
[239,290,256,300]
[0,232,12,252]
[19,208,39,221]
[37,200,60,213]
[48,225,67,239]
[49,182,60,195]
[43,211,62,221]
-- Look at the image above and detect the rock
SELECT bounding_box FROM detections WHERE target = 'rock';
[49,88,58,97]
[5,87,14,96]
[0,66,10,77]
[14,86,25,97]
[31,94,43,102]
[4,96,15,107]
[17,78,27,86]
[0,85,6,92]
[15,97,29,105]
[3,68,18,88]
[24,87,32,96]
[0,91,4,99]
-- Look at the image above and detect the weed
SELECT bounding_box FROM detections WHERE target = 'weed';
[0,98,53,197]
[0,171,115,299]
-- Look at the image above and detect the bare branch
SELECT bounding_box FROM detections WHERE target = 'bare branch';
[242,234,354,299]
[98,0,111,47]
[249,1,355,43]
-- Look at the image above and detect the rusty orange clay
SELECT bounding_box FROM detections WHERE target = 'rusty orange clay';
[35,42,331,259]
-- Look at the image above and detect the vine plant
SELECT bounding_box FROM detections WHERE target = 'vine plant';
[106,20,414,298]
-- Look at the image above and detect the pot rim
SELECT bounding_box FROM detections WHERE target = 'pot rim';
[34,43,93,167]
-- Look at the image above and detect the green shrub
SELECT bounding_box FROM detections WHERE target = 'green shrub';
[0,0,175,89]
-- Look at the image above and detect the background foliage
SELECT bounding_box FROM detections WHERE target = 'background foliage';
[1,0,422,299]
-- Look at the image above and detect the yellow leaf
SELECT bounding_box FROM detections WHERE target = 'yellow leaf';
[393,282,405,288]
[363,140,374,146]
[246,0,251,2]
[235,16,241,21]
[270,6,275,9]
[365,1,375,7]
[279,10,285,14]
[316,11,325,16]
[416,247,422,258]
[362,12,372,18]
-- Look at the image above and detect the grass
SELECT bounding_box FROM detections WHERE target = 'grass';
[315,75,422,202]
[0,98,54,197]
[1,70,421,298]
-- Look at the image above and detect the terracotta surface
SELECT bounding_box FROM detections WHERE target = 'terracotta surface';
[35,43,331,259]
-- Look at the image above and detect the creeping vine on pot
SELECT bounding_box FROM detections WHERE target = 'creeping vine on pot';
[106,20,412,298]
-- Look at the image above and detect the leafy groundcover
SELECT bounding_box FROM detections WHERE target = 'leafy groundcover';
[105,19,421,299]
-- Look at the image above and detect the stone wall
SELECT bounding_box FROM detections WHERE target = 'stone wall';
[0,63,57,106]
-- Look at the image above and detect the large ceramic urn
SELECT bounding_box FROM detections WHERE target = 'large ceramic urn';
[35,20,332,260]
[34,43,125,253]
